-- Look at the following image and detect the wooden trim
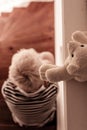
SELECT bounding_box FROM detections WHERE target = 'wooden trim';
[54,0,67,130]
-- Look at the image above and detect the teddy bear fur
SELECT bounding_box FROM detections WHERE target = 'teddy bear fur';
[39,31,87,83]
[9,48,54,92]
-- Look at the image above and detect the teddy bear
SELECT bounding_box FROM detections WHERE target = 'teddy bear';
[39,31,87,83]
[1,48,58,127]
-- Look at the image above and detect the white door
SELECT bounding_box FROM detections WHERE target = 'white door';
[54,0,87,130]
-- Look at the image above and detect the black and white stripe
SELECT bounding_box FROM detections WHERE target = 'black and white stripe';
[1,79,58,127]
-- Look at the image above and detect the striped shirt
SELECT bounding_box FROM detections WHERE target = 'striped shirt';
[1,79,58,127]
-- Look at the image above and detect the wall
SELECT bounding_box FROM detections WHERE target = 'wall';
[64,0,87,130]
[0,2,54,80]
[55,0,87,130]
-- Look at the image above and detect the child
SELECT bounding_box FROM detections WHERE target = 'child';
[1,48,58,127]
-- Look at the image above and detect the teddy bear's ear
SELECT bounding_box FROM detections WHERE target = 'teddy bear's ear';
[67,41,79,53]
[72,31,87,44]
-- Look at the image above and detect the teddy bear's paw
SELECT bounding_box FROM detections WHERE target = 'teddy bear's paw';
[39,64,56,73]
[39,71,48,81]
[39,64,56,81]
[46,69,61,83]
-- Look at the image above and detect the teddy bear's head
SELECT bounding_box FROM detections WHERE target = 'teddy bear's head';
[9,48,54,92]
[66,31,87,82]
[39,31,87,83]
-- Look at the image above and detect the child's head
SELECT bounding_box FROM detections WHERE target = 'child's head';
[9,48,54,93]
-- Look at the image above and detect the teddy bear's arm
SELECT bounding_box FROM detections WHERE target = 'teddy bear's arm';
[39,64,57,81]
[46,65,73,82]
